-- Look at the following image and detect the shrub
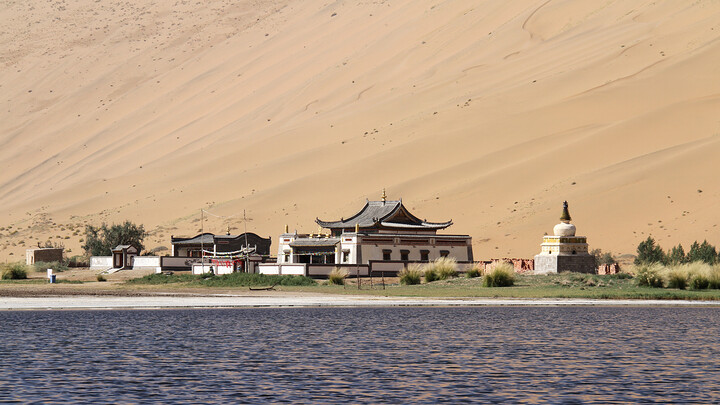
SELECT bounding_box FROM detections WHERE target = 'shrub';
[201,273,316,287]
[425,257,458,280]
[690,274,710,290]
[666,268,688,289]
[399,264,422,285]
[328,268,348,285]
[482,263,515,287]
[423,268,438,283]
[33,261,69,273]
[96,274,107,282]
[635,263,665,288]
[677,262,712,290]
[67,255,89,268]
[1,263,28,280]
[129,272,317,287]
[465,266,481,278]
[709,266,720,289]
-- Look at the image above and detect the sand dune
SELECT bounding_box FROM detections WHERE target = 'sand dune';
[1,0,720,261]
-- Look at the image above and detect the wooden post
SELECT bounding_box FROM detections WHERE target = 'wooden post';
[357,267,360,290]
[382,271,386,290]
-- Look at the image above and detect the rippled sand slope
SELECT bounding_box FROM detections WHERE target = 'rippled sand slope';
[2,0,720,259]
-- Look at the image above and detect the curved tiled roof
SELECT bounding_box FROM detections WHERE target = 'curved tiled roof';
[316,200,452,230]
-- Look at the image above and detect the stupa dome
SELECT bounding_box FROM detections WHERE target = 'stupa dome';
[553,222,576,236]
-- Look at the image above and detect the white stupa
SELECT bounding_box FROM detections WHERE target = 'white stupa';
[534,201,596,274]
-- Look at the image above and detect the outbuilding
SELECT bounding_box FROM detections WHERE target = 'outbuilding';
[112,245,138,270]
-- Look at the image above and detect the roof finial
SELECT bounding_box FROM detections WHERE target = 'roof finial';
[227,224,231,235]
[381,188,387,202]
[560,201,572,223]
[284,224,289,233]
[355,223,359,233]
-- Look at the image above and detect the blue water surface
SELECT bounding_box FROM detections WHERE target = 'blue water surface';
[0,307,719,403]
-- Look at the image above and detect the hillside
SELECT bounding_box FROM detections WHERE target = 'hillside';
[2,0,720,261]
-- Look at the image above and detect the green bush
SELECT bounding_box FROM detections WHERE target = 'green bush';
[399,264,422,285]
[423,268,438,283]
[96,274,107,282]
[200,273,316,287]
[128,272,316,287]
[33,261,69,273]
[1,263,28,280]
[67,256,89,268]
[666,268,688,289]
[690,274,710,290]
[127,273,198,284]
[328,268,348,285]
[482,263,515,287]
[465,266,481,278]
[425,257,458,280]
[635,263,665,288]
[710,266,720,289]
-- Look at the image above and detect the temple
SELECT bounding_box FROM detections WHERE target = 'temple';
[276,191,473,268]
[166,231,272,274]
[534,201,595,274]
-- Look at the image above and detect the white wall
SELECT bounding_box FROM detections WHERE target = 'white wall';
[132,256,161,271]
[90,256,113,270]
[258,263,306,276]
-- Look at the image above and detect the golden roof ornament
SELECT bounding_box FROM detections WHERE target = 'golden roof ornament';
[560,201,572,223]
[381,188,387,202]
[284,224,289,233]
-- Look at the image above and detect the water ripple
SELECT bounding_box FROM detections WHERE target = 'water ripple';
[1,307,719,403]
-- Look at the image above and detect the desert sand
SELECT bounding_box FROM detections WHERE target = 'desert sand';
[1,0,720,261]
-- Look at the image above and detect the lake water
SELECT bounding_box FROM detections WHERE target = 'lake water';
[1,307,719,403]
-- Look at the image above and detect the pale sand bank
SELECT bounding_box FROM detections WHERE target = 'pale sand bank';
[2,295,720,310]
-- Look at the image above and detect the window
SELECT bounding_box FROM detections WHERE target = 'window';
[400,250,409,261]
[440,250,450,258]
[420,250,429,262]
[284,252,290,263]
[382,249,392,261]
[342,250,350,263]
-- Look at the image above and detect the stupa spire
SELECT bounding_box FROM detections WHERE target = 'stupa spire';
[560,201,572,223]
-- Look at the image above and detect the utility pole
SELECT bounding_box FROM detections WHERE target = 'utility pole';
[244,209,249,273]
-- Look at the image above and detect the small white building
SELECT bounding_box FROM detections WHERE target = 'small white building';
[276,194,473,268]
[534,201,595,274]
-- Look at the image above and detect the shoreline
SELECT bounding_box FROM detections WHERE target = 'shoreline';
[3,294,720,310]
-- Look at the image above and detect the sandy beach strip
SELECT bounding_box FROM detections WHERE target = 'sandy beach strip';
[2,294,720,310]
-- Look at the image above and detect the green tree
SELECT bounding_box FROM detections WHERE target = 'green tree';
[687,240,717,264]
[591,249,617,267]
[82,221,147,256]
[634,236,666,265]
[667,244,687,265]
